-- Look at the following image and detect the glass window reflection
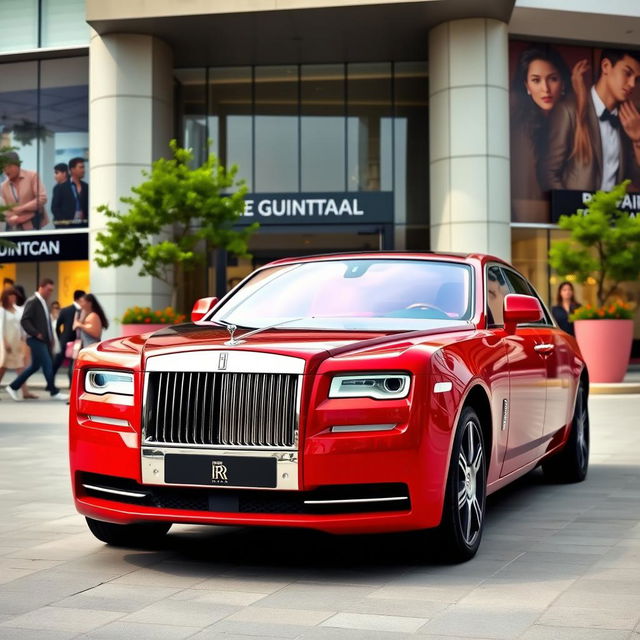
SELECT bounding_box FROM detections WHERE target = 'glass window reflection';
[301,64,345,191]
[0,57,88,232]
[255,66,298,192]
[209,67,253,189]
[39,57,89,228]
[41,0,90,48]
[347,63,392,192]
[175,61,429,229]
[175,69,207,167]
[0,0,38,53]
[394,61,428,227]
[0,61,39,232]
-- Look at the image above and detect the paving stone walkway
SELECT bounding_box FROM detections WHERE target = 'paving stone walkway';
[0,391,639,639]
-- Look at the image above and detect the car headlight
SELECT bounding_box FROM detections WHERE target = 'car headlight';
[329,374,410,400]
[84,370,134,396]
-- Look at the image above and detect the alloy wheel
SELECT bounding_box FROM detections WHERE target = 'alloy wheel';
[574,386,589,473]
[457,419,485,547]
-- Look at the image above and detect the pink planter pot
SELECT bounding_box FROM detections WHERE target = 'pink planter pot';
[120,323,171,337]
[574,319,633,383]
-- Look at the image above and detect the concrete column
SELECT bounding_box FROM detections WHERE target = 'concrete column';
[428,18,510,260]
[89,31,173,336]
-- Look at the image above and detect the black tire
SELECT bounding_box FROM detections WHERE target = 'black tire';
[542,381,589,483]
[435,406,487,563]
[86,517,171,547]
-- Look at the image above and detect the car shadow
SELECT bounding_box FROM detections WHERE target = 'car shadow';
[118,465,595,576]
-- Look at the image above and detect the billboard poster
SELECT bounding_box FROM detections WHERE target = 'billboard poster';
[0,152,88,232]
[509,41,640,223]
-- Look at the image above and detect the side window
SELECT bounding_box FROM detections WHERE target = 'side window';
[502,270,530,295]
[502,269,553,325]
[486,266,508,327]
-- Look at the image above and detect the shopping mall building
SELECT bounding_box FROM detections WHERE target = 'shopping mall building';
[1,0,639,343]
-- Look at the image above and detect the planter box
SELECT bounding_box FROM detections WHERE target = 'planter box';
[574,318,633,383]
[120,323,171,337]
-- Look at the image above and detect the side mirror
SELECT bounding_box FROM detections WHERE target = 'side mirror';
[503,294,543,334]
[191,297,219,323]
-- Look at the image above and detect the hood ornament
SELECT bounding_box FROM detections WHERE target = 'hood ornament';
[224,324,239,346]
[223,317,307,346]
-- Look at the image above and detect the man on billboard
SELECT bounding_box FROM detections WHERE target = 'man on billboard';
[544,49,640,191]
[0,151,47,231]
[51,157,88,224]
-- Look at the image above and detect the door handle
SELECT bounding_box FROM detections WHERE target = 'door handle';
[534,343,555,353]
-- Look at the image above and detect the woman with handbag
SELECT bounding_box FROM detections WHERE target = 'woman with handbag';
[72,293,109,355]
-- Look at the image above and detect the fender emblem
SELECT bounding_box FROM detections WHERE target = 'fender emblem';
[501,398,508,431]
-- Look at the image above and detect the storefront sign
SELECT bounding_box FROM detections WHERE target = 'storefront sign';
[551,190,640,223]
[0,232,88,263]
[238,192,394,225]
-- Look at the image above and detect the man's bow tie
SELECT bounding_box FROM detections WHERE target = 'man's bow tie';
[600,108,620,129]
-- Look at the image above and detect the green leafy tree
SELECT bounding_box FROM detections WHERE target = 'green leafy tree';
[549,180,640,307]
[95,140,258,310]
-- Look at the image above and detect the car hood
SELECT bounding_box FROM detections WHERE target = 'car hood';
[86,322,475,372]
[141,323,385,369]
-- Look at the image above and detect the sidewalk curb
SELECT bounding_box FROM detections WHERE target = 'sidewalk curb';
[590,382,640,395]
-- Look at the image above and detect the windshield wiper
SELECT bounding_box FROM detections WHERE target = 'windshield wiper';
[224,317,309,346]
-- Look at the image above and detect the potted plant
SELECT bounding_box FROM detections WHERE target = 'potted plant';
[94,140,258,333]
[549,180,640,383]
[120,306,187,337]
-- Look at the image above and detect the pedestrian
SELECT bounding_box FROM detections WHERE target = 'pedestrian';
[51,157,88,223]
[50,301,61,357]
[12,283,37,399]
[0,151,47,231]
[2,277,15,291]
[4,278,67,402]
[73,293,108,348]
[52,289,85,384]
[13,284,26,306]
[551,281,581,336]
[0,287,26,391]
[53,163,69,185]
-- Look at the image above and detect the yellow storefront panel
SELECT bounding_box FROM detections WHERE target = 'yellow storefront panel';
[58,261,90,307]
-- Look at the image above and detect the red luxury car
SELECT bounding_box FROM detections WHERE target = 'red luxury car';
[69,252,589,561]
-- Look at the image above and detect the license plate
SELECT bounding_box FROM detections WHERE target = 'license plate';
[164,454,277,488]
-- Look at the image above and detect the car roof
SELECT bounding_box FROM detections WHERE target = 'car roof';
[264,251,510,268]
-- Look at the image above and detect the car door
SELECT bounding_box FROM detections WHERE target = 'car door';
[487,266,547,477]
[502,268,577,437]
[542,327,578,435]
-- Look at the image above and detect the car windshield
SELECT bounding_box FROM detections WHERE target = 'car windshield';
[210,259,473,331]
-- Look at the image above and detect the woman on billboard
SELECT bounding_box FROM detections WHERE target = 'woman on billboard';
[510,46,584,222]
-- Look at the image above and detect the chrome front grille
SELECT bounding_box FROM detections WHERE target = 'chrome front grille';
[144,372,299,448]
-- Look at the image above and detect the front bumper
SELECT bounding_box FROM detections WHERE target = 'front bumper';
[70,355,452,534]
[70,421,446,534]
